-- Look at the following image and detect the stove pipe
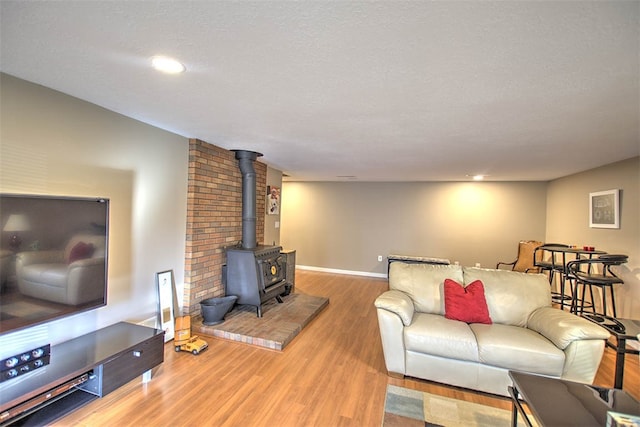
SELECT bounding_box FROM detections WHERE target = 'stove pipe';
[232,149,263,249]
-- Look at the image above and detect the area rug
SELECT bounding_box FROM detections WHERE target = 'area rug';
[192,292,329,351]
[383,384,536,427]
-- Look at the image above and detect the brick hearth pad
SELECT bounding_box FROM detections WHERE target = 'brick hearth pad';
[192,292,329,351]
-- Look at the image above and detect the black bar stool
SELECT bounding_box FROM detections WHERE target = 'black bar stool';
[567,254,628,317]
[534,244,573,309]
[534,243,567,283]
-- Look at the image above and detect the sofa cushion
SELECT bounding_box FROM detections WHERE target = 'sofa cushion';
[389,263,463,315]
[462,267,551,327]
[470,323,565,376]
[444,279,492,324]
[20,263,68,288]
[404,313,479,362]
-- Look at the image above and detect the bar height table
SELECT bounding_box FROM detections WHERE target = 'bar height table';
[533,245,606,311]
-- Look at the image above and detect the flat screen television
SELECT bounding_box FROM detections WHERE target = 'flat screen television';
[0,194,109,335]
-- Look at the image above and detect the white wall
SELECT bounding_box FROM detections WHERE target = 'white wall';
[0,74,188,353]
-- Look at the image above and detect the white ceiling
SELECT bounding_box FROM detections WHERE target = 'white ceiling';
[1,1,638,182]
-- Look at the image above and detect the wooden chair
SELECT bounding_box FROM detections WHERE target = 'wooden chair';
[496,240,543,273]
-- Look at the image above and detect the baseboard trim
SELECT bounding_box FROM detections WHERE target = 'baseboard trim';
[297,265,387,279]
[127,314,159,329]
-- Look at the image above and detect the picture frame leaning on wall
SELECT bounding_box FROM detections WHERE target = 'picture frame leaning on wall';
[156,269,176,341]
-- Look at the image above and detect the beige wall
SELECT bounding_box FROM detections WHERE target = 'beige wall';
[546,157,639,318]
[280,181,547,276]
[3,69,637,347]
[0,74,189,347]
[281,157,639,316]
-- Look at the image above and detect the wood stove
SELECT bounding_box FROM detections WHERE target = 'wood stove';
[224,150,288,317]
[225,245,287,317]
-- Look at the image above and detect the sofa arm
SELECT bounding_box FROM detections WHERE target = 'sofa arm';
[375,290,413,376]
[527,307,610,350]
[374,290,414,326]
[561,339,606,384]
[66,258,106,305]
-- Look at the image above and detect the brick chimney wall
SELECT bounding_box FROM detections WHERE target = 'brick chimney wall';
[184,139,266,315]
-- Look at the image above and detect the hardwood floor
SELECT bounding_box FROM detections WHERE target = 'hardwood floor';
[56,270,638,426]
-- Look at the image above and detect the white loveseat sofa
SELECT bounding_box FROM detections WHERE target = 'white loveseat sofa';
[16,234,106,305]
[375,262,610,396]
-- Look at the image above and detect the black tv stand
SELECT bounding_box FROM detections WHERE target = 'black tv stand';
[0,322,164,426]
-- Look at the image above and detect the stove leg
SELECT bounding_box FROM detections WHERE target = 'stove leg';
[257,306,262,317]
[276,296,283,304]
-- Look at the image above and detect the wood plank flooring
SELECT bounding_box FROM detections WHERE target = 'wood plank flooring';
[56,270,638,426]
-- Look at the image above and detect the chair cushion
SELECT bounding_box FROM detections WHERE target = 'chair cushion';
[404,313,479,362]
[444,279,492,324]
[389,263,463,315]
[513,240,542,272]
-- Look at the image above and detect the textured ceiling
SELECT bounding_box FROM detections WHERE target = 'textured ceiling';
[1,1,638,181]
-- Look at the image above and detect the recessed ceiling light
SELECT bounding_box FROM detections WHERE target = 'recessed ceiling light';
[466,174,486,181]
[151,55,186,74]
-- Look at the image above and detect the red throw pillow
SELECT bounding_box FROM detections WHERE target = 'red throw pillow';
[68,242,95,263]
[444,279,492,324]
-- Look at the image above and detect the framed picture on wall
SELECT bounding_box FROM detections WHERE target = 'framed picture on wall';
[589,189,620,229]
[156,269,176,342]
[267,185,280,215]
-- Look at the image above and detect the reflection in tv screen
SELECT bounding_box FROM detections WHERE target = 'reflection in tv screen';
[0,194,109,335]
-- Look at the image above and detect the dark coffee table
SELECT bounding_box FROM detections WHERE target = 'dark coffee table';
[508,371,640,427]
[582,314,640,389]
